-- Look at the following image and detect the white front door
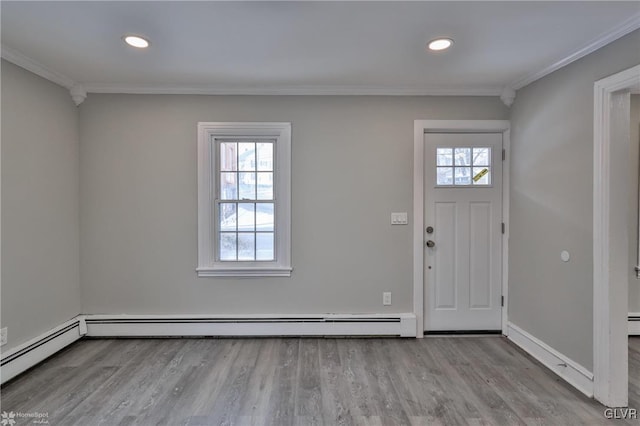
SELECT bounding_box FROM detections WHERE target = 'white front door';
[424,133,503,331]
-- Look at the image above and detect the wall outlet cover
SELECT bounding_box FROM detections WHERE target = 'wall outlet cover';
[383,292,392,305]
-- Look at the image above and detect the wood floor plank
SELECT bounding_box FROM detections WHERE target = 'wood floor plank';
[336,339,378,419]
[179,338,243,421]
[366,340,412,425]
[294,338,323,425]
[317,339,353,426]
[2,336,638,425]
[200,339,262,425]
[265,338,299,426]
[235,339,278,424]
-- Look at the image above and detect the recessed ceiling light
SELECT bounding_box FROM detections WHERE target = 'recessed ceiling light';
[427,38,453,52]
[123,35,150,49]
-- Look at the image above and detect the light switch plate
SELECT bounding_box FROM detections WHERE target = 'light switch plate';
[391,212,408,225]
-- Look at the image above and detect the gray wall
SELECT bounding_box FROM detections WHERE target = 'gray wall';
[509,30,640,370]
[1,60,81,350]
[79,95,507,315]
[631,95,640,313]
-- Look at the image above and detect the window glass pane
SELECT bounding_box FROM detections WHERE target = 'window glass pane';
[237,203,255,231]
[472,148,491,166]
[257,143,273,171]
[219,203,237,231]
[256,203,274,231]
[238,233,255,260]
[239,172,256,200]
[473,167,491,185]
[220,172,237,200]
[454,148,471,166]
[220,142,237,171]
[256,233,274,260]
[239,143,256,171]
[455,167,471,185]
[436,148,453,166]
[257,172,273,200]
[437,167,453,185]
[220,233,236,261]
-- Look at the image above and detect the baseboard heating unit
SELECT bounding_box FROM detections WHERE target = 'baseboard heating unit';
[83,314,417,338]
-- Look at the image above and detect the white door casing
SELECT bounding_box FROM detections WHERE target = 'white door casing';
[413,120,510,337]
[593,64,640,408]
[424,133,503,331]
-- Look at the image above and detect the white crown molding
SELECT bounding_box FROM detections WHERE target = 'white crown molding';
[1,44,75,89]
[83,83,503,97]
[509,13,640,91]
[1,44,89,105]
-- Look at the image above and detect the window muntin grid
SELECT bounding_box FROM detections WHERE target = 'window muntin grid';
[436,147,491,186]
[216,140,275,261]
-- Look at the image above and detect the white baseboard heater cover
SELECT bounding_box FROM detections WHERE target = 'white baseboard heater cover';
[84,314,417,338]
[1,319,83,384]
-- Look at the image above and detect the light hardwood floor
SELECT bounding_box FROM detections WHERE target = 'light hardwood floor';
[1,337,638,425]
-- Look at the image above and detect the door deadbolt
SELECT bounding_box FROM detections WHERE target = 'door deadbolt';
[426,226,434,234]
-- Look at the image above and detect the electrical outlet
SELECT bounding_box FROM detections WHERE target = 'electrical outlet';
[1,328,7,346]
[383,292,392,306]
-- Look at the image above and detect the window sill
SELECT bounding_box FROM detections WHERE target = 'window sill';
[196,266,292,278]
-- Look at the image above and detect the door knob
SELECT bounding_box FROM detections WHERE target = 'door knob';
[426,240,436,248]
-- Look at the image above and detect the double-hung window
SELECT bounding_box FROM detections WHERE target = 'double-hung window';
[197,122,291,277]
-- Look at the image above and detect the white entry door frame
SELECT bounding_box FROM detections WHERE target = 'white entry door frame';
[593,64,640,408]
[413,120,511,337]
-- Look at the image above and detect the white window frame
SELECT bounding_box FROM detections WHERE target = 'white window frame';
[197,122,292,277]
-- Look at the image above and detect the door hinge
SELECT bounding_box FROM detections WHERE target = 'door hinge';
[501,222,505,234]
[502,149,506,161]
[501,296,504,307]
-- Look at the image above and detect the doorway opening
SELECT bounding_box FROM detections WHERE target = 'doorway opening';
[593,64,640,407]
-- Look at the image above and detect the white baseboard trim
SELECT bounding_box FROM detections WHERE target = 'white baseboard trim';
[630,313,640,335]
[1,317,85,384]
[84,313,417,338]
[507,322,594,398]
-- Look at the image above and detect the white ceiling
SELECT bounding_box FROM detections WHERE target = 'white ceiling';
[2,1,639,96]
